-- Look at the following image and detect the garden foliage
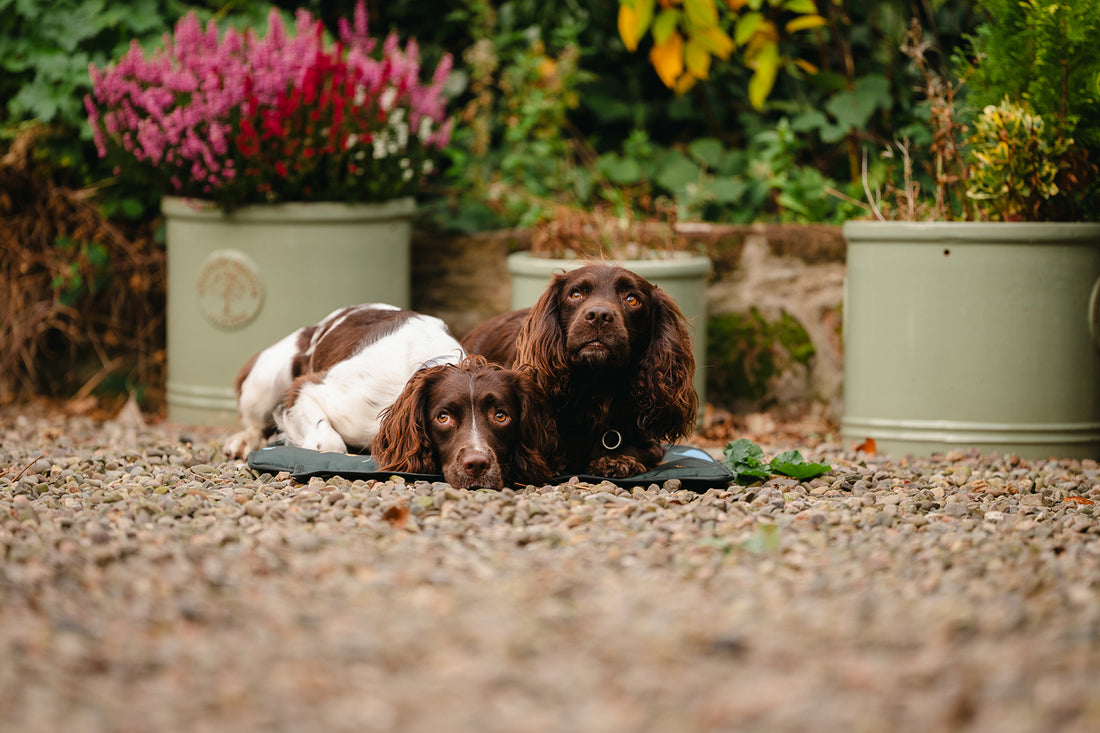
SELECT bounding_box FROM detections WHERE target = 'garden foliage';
[2,0,985,229]
[961,0,1100,221]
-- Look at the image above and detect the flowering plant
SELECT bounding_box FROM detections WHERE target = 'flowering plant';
[85,1,453,210]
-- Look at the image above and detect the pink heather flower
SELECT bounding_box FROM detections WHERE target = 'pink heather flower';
[86,0,453,208]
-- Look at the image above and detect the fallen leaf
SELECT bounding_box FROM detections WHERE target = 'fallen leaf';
[382,501,409,529]
[854,437,877,455]
[1064,496,1095,505]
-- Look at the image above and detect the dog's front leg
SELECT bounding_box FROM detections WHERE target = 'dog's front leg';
[587,439,664,478]
[275,392,348,454]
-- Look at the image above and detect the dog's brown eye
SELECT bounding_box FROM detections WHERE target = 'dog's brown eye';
[493,410,509,424]
[436,411,451,425]
[568,289,583,300]
[624,293,640,307]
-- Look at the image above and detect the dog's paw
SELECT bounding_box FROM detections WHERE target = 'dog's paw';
[588,454,647,478]
[308,432,349,454]
[223,427,265,460]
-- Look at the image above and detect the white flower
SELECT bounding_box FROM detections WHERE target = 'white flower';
[417,118,433,143]
[379,87,397,112]
[373,134,389,160]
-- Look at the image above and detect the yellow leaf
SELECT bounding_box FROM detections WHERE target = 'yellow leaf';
[684,0,719,29]
[649,31,685,88]
[747,42,779,109]
[743,18,779,53]
[794,57,818,74]
[786,14,827,33]
[684,36,712,78]
[782,0,818,13]
[536,57,558,81]
[618,0,656,52]
[674,72,699,94]
[698,26,735,58]
[734,12,765,46]
[725,0,748,10]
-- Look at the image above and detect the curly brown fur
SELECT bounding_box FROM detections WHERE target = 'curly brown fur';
[373,355,557,489]
[462,264,697,478]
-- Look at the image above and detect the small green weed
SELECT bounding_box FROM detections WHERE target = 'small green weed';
[723,438,831,486]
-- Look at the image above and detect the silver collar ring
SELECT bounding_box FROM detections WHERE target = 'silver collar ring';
[601,430,623,451]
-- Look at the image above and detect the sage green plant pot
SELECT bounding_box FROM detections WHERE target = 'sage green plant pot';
[163,196,415,426]
[506,251,712,417]
[842,221,1100,459]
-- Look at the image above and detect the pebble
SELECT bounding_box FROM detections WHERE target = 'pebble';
[0,406,1097,732]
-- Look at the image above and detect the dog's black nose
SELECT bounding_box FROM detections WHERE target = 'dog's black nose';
[584,305,613,323]
[463,452,491,477]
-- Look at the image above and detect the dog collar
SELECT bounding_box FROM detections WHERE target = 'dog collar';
[419,353,461,371]
[601,429,623,450]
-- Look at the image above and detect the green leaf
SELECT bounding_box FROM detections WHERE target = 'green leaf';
[724,439,831,485]
[769,449,832,479]
[706,176,748,203]
[85,242,110,270]
[824,74,891,131]
[683,0,719,30]
[687,137,724,166]
[652,8,681,46]
[782,0,819,14]
[724,437,765,467]
[653,150,702,194]
[790,109,828,133]
[740,524,780,554]
[597,153,644,185]
[723,438,771,484]
[734,467,771,485]
[734,12,765,47]
[698,536,733,554]
[119,196,146,219]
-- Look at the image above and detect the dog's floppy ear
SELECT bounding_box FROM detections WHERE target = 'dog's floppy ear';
[508,367,560,485]
[373,367,441,474]
[515,271,570,397]
[631,285,698,442]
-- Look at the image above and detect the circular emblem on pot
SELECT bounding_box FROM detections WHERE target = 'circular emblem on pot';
[196,250,264,330]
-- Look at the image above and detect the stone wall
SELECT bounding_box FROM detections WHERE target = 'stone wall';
[411,223,846,416]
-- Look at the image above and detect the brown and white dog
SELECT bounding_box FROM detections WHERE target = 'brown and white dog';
[223,303,465,459]
[373,355,558,489]
[462,263,697,478]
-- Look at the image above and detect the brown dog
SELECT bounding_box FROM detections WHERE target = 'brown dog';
[372,355,558,490]
[462,263,697,478]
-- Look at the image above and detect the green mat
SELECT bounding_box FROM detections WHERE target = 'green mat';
[248,444,734,492]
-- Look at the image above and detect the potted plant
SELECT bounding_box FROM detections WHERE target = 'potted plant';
[507,204,712,415]
[841,0,1100,459]
[84,2,454,425]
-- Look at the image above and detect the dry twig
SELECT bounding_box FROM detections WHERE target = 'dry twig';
[0,127,166,407]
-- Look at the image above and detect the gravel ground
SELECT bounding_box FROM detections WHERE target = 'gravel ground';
[1,403,1099,733]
